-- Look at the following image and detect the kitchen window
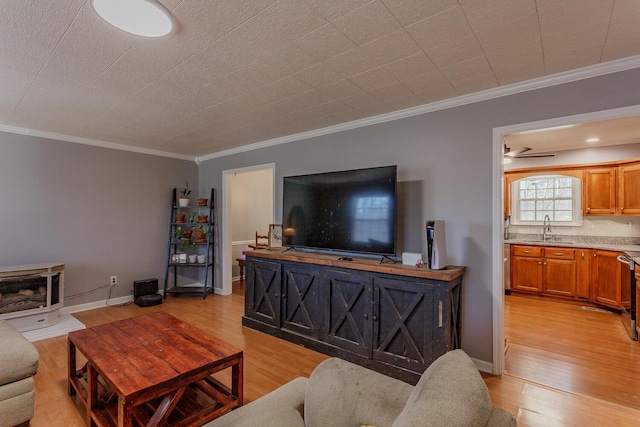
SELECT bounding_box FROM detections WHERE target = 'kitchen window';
[511,175,582,226]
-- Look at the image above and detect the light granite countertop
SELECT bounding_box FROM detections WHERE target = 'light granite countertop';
[505,235,640,264]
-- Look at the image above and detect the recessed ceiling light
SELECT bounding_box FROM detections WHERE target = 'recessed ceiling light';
[91,0,173,38]
[586,137,600,143]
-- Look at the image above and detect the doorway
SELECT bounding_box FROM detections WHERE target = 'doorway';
[492,103,640,375]
[492,104,640,411]
[221,163,275,295]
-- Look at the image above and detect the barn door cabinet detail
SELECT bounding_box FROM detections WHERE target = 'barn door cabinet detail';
[242,251,464,384]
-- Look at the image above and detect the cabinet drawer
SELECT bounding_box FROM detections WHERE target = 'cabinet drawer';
[544,248,575,260]
[512,246,542,257]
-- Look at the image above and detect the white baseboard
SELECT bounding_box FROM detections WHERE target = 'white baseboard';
[471,357,494,374]
[62,295,134,314]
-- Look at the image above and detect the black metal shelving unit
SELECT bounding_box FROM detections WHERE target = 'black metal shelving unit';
[164,188,215,299]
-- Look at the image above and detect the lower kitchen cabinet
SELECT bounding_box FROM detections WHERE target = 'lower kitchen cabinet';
[576,249,592,299]
[542,248,576,297]
[511,245,543,293]
[592,250,630,309]
[242,251,464,383]
[511,244,629,310]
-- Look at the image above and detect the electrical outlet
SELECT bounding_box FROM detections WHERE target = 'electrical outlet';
[110,275,118,286]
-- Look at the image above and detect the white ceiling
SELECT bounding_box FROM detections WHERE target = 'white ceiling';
[2,0,640,157]
[504,114,640,156]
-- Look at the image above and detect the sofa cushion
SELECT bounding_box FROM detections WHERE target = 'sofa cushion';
[392,350,493,427]
[205,377,307,427]
[0,320,39,385]
[305,358,413,427]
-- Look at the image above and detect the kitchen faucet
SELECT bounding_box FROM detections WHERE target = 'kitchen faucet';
[543,214,552,241]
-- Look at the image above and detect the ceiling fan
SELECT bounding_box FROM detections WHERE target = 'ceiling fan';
[503,144,556,159]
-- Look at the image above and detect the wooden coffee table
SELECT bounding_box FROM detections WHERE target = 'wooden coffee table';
[68,312,243,427]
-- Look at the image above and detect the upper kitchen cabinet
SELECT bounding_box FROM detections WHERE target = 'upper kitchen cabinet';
[505,158,640,218]
[583,160,640,216]
[618,162,640,215]
[583,167,617,216]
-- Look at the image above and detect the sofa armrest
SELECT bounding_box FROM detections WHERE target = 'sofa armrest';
[0,321,39,385]
[304,358,413,427]
[486,407,517,427]
[205,377,307,427]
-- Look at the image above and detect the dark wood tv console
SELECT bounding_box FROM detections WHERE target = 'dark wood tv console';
[242,248,465,384]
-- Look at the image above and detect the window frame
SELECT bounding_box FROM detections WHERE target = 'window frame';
[510,174,583,226]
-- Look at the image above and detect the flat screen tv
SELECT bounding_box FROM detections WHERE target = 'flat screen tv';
[282,165,397,256]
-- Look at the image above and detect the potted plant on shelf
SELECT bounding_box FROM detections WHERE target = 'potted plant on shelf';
[178,182,191,206]
[193,225,208,243]
[197,195,209,206]
[175,212,186,223]
[197,214,208,223]
[180,238,197,251]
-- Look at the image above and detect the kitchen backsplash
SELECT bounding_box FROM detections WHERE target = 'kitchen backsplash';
[508,216,640,240]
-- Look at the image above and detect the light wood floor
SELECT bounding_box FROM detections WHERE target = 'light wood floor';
[27,286,640,427]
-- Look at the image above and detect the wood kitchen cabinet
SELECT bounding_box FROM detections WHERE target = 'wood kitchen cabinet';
[583,167,617,216]
[591,249,630,310]
[511,245,576,297]
[618,162,640,215]
[576,248,591,300]
[542,248,576,297]
[582,161,640,216]
[511,245,543,293]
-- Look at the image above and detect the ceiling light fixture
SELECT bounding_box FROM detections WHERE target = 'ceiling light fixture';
[586,137,600,143]
[91,0,173,38]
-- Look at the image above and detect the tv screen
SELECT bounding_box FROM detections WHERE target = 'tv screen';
[282,165,397,256]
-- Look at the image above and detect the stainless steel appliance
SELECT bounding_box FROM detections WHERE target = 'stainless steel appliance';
[617,254,637,341]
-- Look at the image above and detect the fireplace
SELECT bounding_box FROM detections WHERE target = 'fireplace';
[0,263,64,332]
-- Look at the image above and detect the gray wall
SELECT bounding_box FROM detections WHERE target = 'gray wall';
[200,67,640,364]
[0,132,197,306]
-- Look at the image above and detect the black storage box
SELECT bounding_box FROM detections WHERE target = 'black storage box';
[133,278,162,307]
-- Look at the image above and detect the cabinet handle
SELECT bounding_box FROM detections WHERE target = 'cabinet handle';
[582,252,585,260]
[372,315,378,322]
[621,207,624,211]
[543,262,547,266]
[524,250,531,254]
[587,207,591,212]
[275,293,279,298]
[554,252,564,256]
[538,261,542,265]
[438,301,443,327]
[364,313,368,319]
[594,253,597,258]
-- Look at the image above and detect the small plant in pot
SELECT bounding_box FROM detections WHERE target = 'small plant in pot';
[197,196,209,206]
[178,182,191,207]
[193,225,208,243]
[197,214,208,223]
[175,213,186,223]
[180,238,197,250]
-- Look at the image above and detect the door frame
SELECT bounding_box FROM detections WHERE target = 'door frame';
[220,163,275,295]
[492,104,640,374]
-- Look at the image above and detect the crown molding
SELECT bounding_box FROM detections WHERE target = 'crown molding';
[197,54,640,162]
[0,123,196,162]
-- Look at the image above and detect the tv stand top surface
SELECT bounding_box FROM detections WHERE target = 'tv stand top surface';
[245,248,465,282]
